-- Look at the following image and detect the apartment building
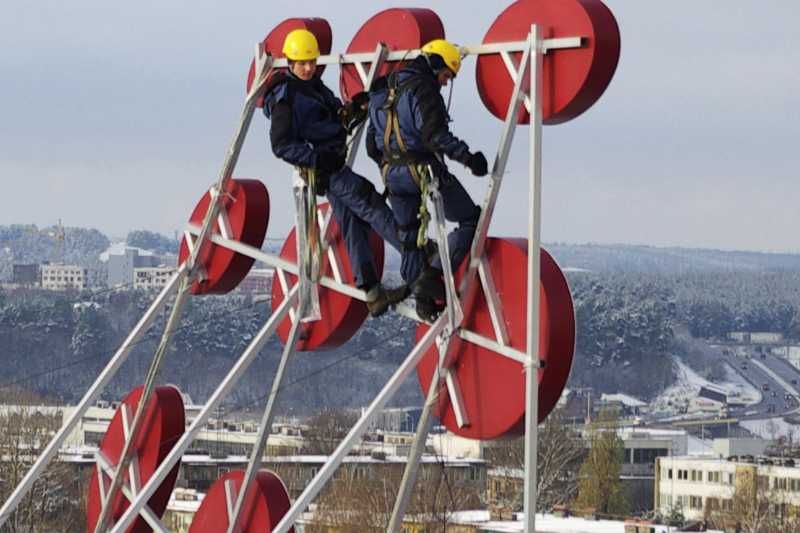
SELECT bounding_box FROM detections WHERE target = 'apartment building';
[133,266,176,290]
[655,455,800,522]
[40,263,87,290]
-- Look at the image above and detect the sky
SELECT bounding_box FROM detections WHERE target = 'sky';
[1,1,798,252]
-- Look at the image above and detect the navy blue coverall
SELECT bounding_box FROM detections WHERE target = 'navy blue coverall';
[263,72,401,290]
[366,56,481,287]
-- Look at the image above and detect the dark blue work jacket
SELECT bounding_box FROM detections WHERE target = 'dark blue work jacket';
[263,72,347,169]
[366,56,471,174]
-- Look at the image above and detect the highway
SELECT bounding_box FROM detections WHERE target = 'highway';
[718,349,800,421]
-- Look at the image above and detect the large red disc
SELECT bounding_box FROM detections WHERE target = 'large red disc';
[189,470,293,533]
[270,203,384,351]
[339,8,444,102]
[178,179,269,295]
[416,240,575,440]
[246,18,333,108]
[477,0,620,124]
[86,386,185,533]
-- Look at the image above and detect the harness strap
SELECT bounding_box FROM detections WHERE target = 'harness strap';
[381,74,431,249]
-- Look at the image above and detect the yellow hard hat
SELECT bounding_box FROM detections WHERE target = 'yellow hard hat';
[421,39,461,76]
[282,29,320,61]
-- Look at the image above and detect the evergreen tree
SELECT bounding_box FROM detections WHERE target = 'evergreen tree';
[574,409,628,516]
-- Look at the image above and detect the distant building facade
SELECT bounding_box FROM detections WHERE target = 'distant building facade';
[655,455,800,522]
[236,268,274,294]
[40,264,87,290]
[12,263,39,286]
[104,246,162,287]
[133,266,176,290]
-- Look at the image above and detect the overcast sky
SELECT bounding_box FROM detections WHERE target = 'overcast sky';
[1,1,798,252]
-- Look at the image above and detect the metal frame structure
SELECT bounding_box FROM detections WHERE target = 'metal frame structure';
[0,26,581,533]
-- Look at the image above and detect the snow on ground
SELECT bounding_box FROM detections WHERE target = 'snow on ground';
[721,362,762,404]
[446,511,722,532]
[687,435,716,456]
[650,357,760,417]
[741,417,799,440]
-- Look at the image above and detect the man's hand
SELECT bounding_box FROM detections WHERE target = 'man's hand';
[467,151,488,177]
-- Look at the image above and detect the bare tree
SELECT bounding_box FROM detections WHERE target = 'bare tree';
[485,409,586,511]
[311,460,480,532]
[300,408,359,455]
[705,467,800,533]
[0,388,86,532]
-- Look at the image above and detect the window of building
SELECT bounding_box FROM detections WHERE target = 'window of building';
[722,499,733,511]
[707,471,720,483]
[690,496,702,510]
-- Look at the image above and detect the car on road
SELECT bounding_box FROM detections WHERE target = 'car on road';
[762,383,770,391]
[792,378,798,385]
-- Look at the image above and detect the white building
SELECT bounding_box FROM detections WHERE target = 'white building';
[40,263,87,290]
[133,266,176,290]
[655,455,800,522]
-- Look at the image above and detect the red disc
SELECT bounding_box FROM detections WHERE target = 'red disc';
[477,0,620,124]
[189,470,293,533]
[86,386,185,533]
[339,8,444,101]
[416,240,575,440]
[270,203,384,351]
[246,18,333,108]
[178,179,269,295]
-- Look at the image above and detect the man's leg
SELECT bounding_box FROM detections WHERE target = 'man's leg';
[326,183,378,290]
[386,167,443,322]
[328,168,408,317]
[385,168,426,286]
[432,173,481,272]
[331,167,403,253]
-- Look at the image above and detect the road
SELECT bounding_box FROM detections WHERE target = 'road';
[719,349,800,421]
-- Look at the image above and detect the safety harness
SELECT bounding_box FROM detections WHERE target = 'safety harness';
[380,73,431,248]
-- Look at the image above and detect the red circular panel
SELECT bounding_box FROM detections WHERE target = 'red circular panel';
[86,386,185,533]
[189,470,293,533]
[246,18,333,108]
[270,203,384,351]
[477,0,620,124]
[416,240,575,440]
[339,8,444,102]
[178,179,269,295]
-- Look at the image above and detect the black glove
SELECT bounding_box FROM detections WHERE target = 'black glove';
[340,93,370,133]
[316,151,346,174]
[467,151,488,177]
[351,91,370,107]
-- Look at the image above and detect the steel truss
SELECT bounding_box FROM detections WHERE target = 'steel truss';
[0,27,580,533]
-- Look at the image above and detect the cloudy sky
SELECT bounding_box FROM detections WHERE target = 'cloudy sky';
[1,1,798,252]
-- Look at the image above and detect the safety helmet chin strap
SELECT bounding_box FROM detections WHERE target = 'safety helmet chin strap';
[423,53,456,122]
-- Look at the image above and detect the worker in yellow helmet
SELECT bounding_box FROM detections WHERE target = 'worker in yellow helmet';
[365,38,487,321]
[263,29,408,317]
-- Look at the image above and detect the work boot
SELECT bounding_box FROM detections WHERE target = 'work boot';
[416,296,444,323]
[412,266,445,302]
[366,284,410,317]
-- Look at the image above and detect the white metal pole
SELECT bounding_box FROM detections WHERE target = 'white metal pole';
[523,24,543,533]
[94,276,191,532]
[226,297,306,533]
[0,267,184,529]
[109,285,298,533]
[272,314,448,533]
